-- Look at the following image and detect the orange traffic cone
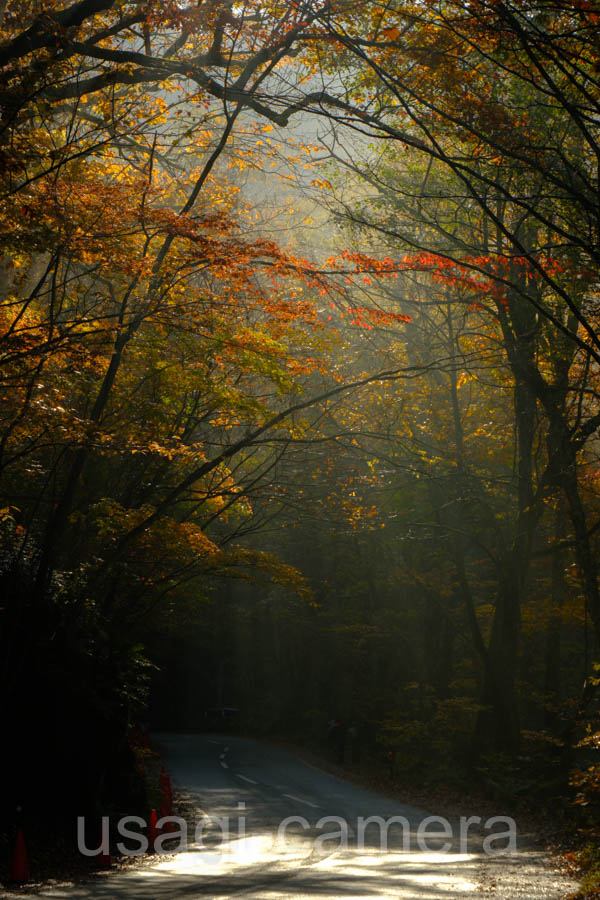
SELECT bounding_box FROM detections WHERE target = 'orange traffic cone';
[10,826,29,883]
[160,808,176,833]
[148,808,159,852]
[95,850,112,869]
[90,819,111,867]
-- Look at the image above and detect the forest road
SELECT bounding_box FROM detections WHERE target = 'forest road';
[11,733,578,899]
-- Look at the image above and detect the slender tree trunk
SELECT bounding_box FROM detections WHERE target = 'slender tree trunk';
[545,503,566,728]
[472,261,540,753]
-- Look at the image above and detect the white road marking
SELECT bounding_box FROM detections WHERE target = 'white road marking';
[283,793,320,809]
[208,739,220,745]
[220,753,226,759]
[236,773,258,785]
[220,760,229,769]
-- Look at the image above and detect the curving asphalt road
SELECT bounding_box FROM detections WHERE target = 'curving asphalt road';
[8,733,578,899]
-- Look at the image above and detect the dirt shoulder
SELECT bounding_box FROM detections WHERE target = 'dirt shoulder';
[273,738,582,896]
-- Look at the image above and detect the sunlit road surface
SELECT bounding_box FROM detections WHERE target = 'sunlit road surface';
[14,734,577,899]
